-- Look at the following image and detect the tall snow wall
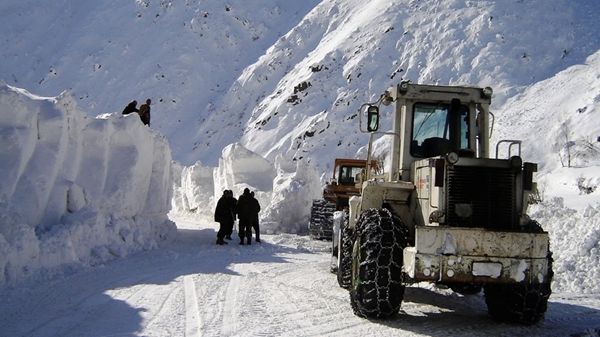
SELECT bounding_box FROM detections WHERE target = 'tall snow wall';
[0,83,175,287]
[172,143,322,234]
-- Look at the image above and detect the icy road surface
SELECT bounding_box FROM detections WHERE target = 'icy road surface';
[2,218,600,337]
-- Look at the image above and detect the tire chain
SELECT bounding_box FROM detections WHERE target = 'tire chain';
[337,214,354,289]
[309,200,336,239]
[350,208,409,318]
[483,226,553,325]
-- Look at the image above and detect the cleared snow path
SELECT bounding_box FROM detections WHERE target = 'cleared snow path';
[1,217,600,337]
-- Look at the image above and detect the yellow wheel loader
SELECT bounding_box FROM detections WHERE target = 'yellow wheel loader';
[333,82,552,324]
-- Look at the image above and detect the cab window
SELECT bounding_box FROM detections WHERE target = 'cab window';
[410,102,470,158]
[338,166,363,185]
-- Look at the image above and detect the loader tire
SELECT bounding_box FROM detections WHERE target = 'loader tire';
[308,199,336,240]
[337,215,354,289]
[484,252,553,324]
[349,208,408,319]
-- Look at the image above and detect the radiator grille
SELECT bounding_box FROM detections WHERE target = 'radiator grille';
[446,165,517,229]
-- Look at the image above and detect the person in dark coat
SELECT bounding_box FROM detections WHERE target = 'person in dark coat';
[224,190,237,240]
[250,191,261,243]
[138,98,151,126]
[122,100,139,115]
[214,190,233,245]
[236,188,254,245]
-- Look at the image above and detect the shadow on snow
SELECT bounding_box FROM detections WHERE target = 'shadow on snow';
[0,223,315,336]
[364,286,600,336]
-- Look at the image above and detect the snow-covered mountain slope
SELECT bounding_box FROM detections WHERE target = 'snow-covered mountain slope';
[0,83,175,286]
[0,0,319,162]
[496,50,600,208]
[197,0,600,171]
[2,0,598,170]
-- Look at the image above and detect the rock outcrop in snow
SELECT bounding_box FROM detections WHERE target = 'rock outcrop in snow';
[0,83,175,286]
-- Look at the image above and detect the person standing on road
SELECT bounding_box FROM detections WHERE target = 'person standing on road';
[236,188,253,245]
[250,191,261,243]
[138,98,151,126]
[214,190,232,245]
[224,190,237,240]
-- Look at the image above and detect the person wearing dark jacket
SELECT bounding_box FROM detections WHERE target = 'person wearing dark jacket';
[250,191,261,243]
[214,190,234,245]
[138,98,151,126]
[236,188,254,245]
[122,100,139,115]
[224,190,237,240]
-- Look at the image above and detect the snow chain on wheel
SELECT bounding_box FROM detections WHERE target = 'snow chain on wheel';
[337,214,354,289]
[309,199,336,240]
[484,228,553,325]
[349,208,408,318]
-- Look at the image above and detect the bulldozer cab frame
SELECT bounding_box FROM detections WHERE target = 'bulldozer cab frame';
[308,158,376,240]
[330,159,368,187]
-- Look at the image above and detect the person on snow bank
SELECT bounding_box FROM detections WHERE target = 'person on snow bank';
[122,100,139,115]
[138,98,151,126]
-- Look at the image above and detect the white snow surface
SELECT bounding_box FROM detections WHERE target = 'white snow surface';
[0,217,599,337]
[0,83,175,287]
[1,0,600,333]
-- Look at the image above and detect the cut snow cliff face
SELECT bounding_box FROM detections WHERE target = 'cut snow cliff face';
[172,143,322,234]
[0,83,175,286]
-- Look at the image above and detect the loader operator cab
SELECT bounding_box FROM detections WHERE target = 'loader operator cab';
[365,83,493,181]
[410,99,472,158]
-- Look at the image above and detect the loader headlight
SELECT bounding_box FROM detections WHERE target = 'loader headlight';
[446,152,459,164]
[429,210,445,224]
[481,87,493,98]
[510,155,523,169]
[399,81,410,93]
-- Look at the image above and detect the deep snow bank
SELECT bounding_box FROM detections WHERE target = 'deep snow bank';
[0,83,175,286]
[531,200,600,294]
[172,143,321,234]
[491,51,600,293]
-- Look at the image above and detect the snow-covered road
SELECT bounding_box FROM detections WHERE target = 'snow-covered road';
[1,218,600,337]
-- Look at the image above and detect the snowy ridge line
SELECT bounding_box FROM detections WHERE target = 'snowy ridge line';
[184,275,202,337]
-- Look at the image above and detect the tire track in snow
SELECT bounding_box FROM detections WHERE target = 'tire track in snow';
[237,261,359,337]
[241,269,303,336]
[193,272,232,337]
[220,264,242,336]
[184,275,202,337]
[262,279,360,336]
[143,281,185,336]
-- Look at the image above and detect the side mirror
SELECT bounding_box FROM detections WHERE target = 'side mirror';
[367,105,379,132]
